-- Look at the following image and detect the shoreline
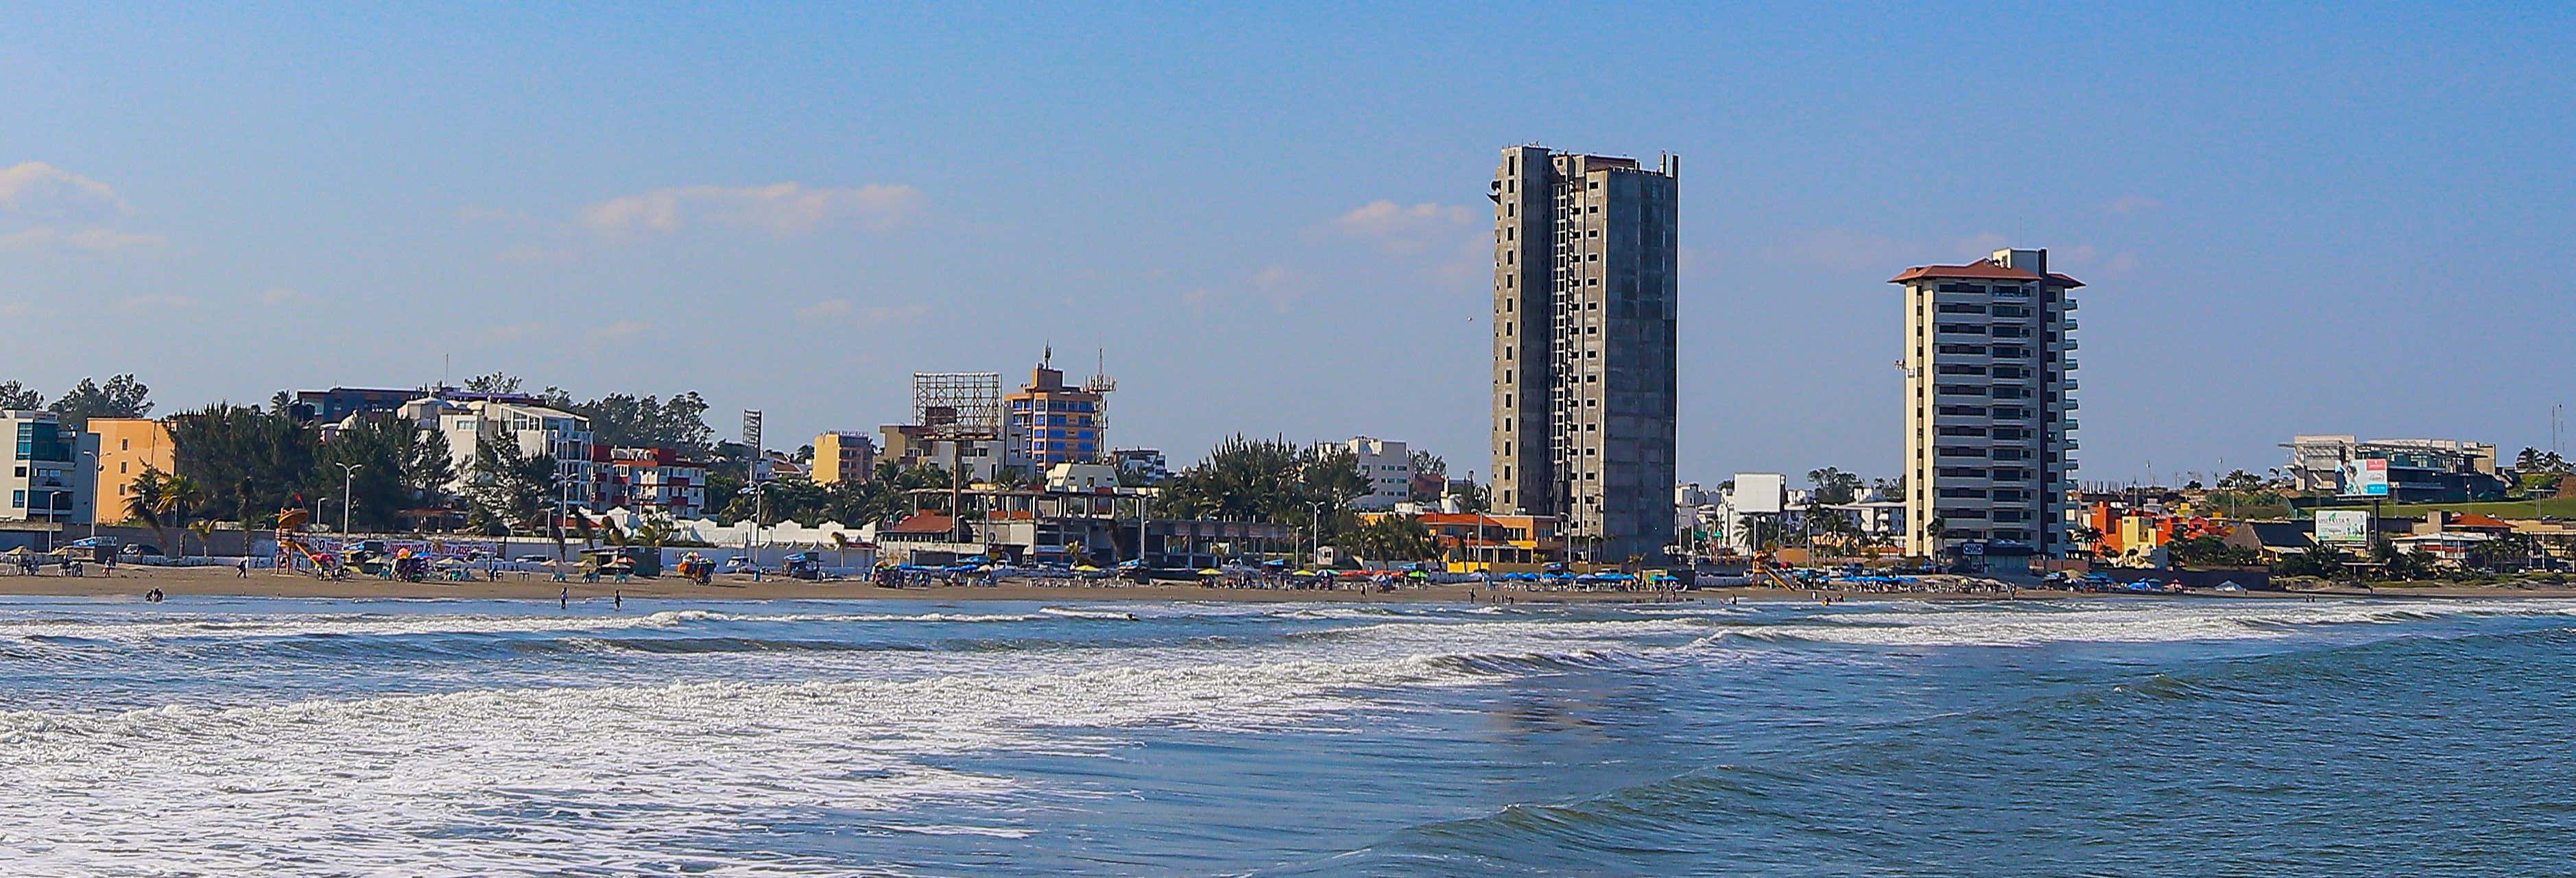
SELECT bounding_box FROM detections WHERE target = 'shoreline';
[2,565,2573,605]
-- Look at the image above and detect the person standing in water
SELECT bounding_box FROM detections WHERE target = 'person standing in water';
[560,586,569,609]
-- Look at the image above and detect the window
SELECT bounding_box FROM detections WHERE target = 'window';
[1937,344,1986,355]
[1936,324,1985,335]
[1937,405,1987,416]
[1937,302,1984,314]
[1937,364,1987,376]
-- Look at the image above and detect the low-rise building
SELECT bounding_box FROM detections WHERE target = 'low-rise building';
[87,417,172,523]
[2,410,96,525]
[1409,511,1563,572]
[424,398,601,508]
[599,448,708,518]
[1045,462,1121,493]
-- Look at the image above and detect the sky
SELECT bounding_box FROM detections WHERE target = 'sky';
[3,3,2572,489]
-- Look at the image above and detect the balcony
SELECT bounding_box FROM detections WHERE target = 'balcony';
[2062,318,2079,331]
[2062,298,2078,311]
[2058,337,2079,352]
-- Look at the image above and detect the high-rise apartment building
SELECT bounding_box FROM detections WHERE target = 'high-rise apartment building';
[1489,145,1680,562]
[1004,354,1108,469]
[1892,249,2082,558]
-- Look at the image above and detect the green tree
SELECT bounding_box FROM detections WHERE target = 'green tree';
[464,438,557,538]
[1407,449,1448,502]
[2273,546,2347,578]
[1350,514,1439,562]
[51,374,152,431]
[558,392,715,455]
[0,381,44,410]
[315,416,449,532]
[1807,466,1863,505]
[154,474,207,557]
[123,467,175,553]
[464,372,523,394]
[2169,534,2261,568]
[167,403,319,528]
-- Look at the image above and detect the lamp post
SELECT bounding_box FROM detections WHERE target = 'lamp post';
[1309,500,1324,570]
[335,462,362,535]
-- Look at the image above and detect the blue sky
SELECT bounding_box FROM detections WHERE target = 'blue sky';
[3,3,2571,487]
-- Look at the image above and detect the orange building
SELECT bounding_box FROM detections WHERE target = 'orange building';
[89,418,174,523]
[1359,511,1566,572]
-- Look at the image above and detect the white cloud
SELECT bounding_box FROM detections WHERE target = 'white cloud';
[0,162,129,220]
[582,182,925,236]
[258,287,304,305]
[1332,200,1478,257]
[0,164,163,253]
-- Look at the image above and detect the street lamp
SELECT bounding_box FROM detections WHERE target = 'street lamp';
[335,462,362,535]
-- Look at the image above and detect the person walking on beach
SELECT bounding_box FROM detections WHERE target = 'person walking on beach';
[613,590,622,610]
[236,558,250,578]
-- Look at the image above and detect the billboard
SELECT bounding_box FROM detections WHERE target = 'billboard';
[2341,458,2391,497]
[1734,473,1786,514]
[2315,510,2372,545]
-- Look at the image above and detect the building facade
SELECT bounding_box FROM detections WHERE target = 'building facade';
[88,417,173,523]
[425,399,602,508]
[2,410,96,525]
[811,431,876,484]
[1892,248,2084,557]
[1489,145,1680,562]
[1344,436,1412,510]
[1004,357,1108,469]
[599,447,708,517]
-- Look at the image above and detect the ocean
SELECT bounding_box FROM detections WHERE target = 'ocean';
[3,594,2572,876]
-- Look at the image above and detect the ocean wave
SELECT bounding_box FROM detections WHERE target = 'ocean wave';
[0,647,1534,875]
[1721,600,2576,648]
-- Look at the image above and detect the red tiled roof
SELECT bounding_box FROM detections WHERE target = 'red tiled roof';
[1889,262,2084,288]
[2450,512,2514,529]
[888,513,958,534]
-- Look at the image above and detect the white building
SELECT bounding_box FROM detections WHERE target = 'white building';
[1892,248,2082,558]
[417,398,601,507]
[1045,462,1122,493]
[1343,436,1412,510]
[1,410,96,525]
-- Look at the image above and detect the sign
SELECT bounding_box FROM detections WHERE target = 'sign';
[2341,458,2391,497]
[2316,510,2372,545]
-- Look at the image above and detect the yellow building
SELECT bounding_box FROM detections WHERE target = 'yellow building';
[812,431,876,484]
[89,418,174,523]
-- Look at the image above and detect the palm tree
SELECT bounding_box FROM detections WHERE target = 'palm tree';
[125,467,174,556]
[187,521,217,562]
[156,475,206,556]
